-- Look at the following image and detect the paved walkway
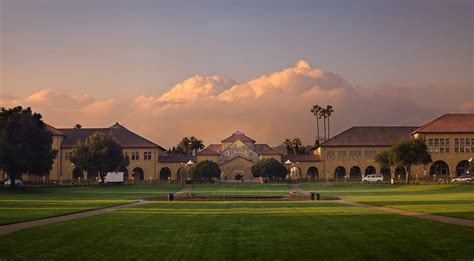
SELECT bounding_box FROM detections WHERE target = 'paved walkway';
[0,201,150,236]
[293,183,474,228]
[290,183,310,196]
[175,184,192,196]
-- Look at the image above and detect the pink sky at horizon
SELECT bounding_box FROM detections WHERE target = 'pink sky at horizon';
[1,60,472,148]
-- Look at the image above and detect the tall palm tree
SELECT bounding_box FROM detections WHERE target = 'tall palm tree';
[310,105,322,144]
[283,139,294,155]
[292,138,302,155]
[325,105,334,139]
[319,108,328,141]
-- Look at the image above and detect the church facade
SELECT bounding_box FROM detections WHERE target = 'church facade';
[6,113,473,183]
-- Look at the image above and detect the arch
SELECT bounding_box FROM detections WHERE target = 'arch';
[456,160,470,176]
[118,167,128,181]
[72,168,83,179]
[159,167,171,181]
[307,167,319,180]
[232,170,245,180]
[395,166,406,180]
[429,161,450,176]
[334,166,346,180]
[380,167,391,180]
[290,166,301,179]
[133,167,144,181]
[349,166,361,180]
[365,166,376,176]
[177,167,186,183]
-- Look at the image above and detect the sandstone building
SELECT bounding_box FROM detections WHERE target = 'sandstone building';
[6,113,473,183]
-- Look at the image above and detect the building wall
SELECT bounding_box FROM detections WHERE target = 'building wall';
[60,147,158,182]
[258,154,282,162]
[320,146,389,181]
[197,155,219,163]
[416,133,474,177]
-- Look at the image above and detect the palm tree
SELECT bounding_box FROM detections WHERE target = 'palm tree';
[319,108,328,141]
[310,105,322,144]
[325,105,334,139]
[292,138,302,155]
[74,123,82,129]
[283,139,294,155]
[189,136,205,155]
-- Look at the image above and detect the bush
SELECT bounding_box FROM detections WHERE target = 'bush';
[189,160,221,181]
[251,158,287,179]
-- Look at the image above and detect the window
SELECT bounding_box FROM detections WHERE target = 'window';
[365,150,376,159]
[338,151,346,160]
[326,151,335,160]
[454,139,459,153]
[434,138,439,153]
[445,139,450,153]
[349,150,362,160]
[131,152,140,160]
[428,139,433,153]
[466,139,471,153]
[460,138,465,153]
[144,151,152,160]
[65,152,73,161]
[439,139,445,153]
[471,138,474,152]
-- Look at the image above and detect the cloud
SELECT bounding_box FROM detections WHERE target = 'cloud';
[1,60,472,147]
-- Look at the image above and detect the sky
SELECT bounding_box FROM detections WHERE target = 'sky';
[0,0,473,148]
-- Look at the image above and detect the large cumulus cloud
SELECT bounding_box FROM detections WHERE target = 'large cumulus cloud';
[1,60,472,147]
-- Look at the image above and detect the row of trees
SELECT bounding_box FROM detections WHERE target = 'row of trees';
[167,136,205,155]
[282,138,307,155]
[310,104,334,145]
[187,158,288,181]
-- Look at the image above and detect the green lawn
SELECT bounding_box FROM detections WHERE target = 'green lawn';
[0,201,473,260]
[0,185,180,224]
[301,183,474,219]
[190,183,291,196]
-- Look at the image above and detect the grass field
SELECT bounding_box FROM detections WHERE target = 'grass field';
[0,185,180,224]
[0,201,473,260]
[301,183,474,219]
[190,183,291,196]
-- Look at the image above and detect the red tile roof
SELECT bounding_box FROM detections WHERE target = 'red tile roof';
[198,146,221,155]
[259,147,283,155]
[222,131,255,143]
[413,114,474,134]
[207,144,222,153]
[282,154,321,162]
[321,126,417,147]
[158,155,196,163]
[57,123,165,150]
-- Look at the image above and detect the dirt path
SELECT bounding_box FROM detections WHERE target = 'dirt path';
[0,201,150,236]
[294,183,474,228]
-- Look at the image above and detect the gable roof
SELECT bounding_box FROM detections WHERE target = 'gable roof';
[198,146,221,155]
[57,123,165,150]
[412,113,474,134]
[218,155,254,166]
[321,126,418,147]
[259,147,283,155]
[45,124,65,136]
[222,131,255,143]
